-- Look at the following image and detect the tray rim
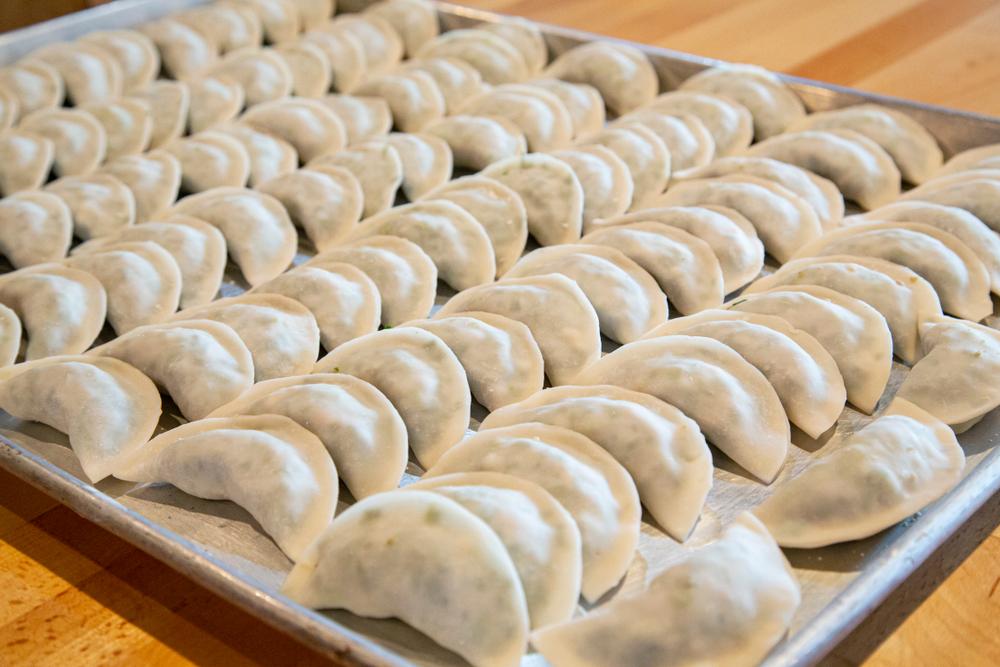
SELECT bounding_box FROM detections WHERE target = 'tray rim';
[0,1,999,666]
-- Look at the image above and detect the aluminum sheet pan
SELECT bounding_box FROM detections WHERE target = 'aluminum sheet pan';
[1,2,999,666]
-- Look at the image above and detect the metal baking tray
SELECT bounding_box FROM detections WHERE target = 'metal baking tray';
[2,1,999,665]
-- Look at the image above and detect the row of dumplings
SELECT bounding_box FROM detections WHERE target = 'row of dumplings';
[1,1,1000,665]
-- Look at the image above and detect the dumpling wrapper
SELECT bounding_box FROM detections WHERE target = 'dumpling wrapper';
[0,355,160,483]
[208,373,408,499]
[576,335,790,482]
[897,315,1000,432]
[531,513,800,667]
[436,274,601,386]
[424,422,641,603]
[117,414,337,562]
[404,312,544,411]
[282,490,529,667]
[315,327,470,469]
[407,472,581,630]
[755,399,964,547]
[480,384,713,541]
[89,319,253,421]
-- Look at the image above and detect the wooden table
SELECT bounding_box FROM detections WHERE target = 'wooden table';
[2,1,1000,665]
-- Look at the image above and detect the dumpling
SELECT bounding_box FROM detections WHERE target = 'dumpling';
[745,255,942,364]
[612,110,713,175]
[206,48,294,106]
[526,78,605,139]
[365,0,439,57]
[506,244,667,343]
[482,19,548,74]
[117,414,337,562]
[644,310,847,439]
[300,29,366,94]
[0,129,55,196]
[657,175,822,263]
[215,123,297,187]
[937,142,1000,176]
[408,472,580,630]
[375,132,453,201]
[729,286,893,414]
[309,141,403,218]
[354,70,446,133]
[481,153,584,246]
[425,422,640,602]
[0,355,159,483]
[174,293,320,381]
[19,108,106,177]
[282,490,529,667]
[101,149,182,222]
[237,0,300,44]
[787,103,942,184]
[89,319,253,421]
[28,41,122,105]
[315,327,470,468]
[644,90,754,156]
[309,235,437,326]
[128,80,188,151]
[82,98,153,160]
[790,221,992,322]
[347,200,496,291]
[79,29,159,93]
[403,312,544,411]
[856,201,1000,293]
[0,88,16,131]
[64,241,182,334]
[0,191,72,269]
[208,373,408,499]
[436,274,601,386]
[174,2,262,54]
[320,94,394,145]
[896,315,1000,432]
[480,384,713,541]
[421,175,527,276]
[745,129,901,210]
[138,18,216,79]
[329,14,403,76]
[756,398,963,547]
[576,335,790,482]
[399,56,486,114]
[257,166,363,251]
[416,28,529,84]
[73,216,226,309]
[242,97,347,163]
[288,0,333,30]
[531,513,799,667]
[275,42,332,98]
[460,85,573,152]
[0,264,106,360]
[544,41,657,115]
[550,145,633,225]
[0,304,20,367]
[581,222,724,315]
[587,206,764,294]
[578,125,669,211]
[0,61,64,118]
[679,63,806,139]
[899,170,1000,234]
[168,187,298,287]
[164,131,251,193]
[186,76,245,134]
[252,264,380,351]
[676,156,845,227]
[424,114,526,171]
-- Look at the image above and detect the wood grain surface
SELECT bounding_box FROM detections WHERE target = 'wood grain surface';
[2,1,1000,665]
